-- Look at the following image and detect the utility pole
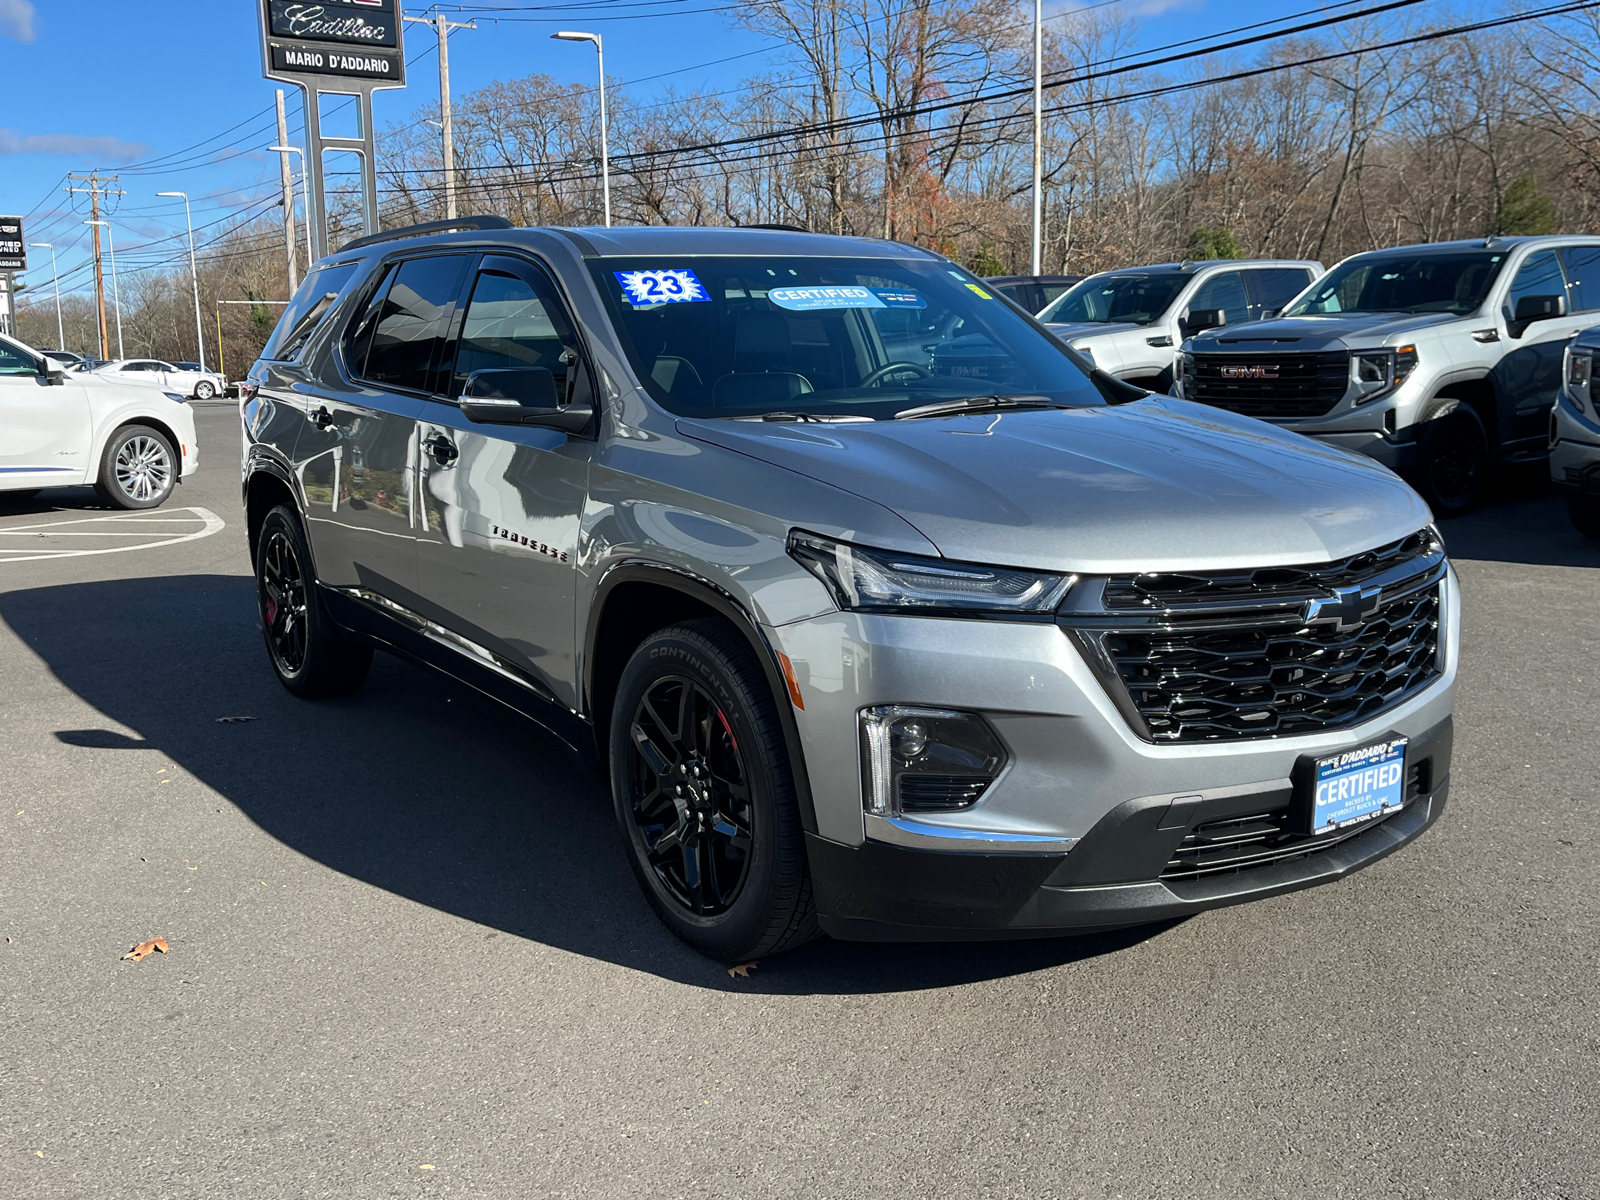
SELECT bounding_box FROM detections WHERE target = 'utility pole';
[66,172,122,360]
[405,10,476,220]
[1031,0,1043,277]
[276,90,298,293]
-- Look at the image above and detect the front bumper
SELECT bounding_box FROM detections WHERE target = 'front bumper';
[771,563,1460,937]
[1550,391,1600,500]
[810,716,1451,940]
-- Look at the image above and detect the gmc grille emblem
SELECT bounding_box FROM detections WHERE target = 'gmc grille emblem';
[1219,364,1279,379]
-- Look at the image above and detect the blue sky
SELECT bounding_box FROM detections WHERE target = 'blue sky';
[2,0,1281,299]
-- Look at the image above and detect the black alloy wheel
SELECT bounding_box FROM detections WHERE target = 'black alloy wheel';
[260,523,310,678]
[255,505,372,698]
[628,675,755,916]
[610,620,817,961]
[1416,402,1488,517]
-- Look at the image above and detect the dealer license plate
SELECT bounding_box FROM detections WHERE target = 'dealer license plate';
[1308,738,1408,836]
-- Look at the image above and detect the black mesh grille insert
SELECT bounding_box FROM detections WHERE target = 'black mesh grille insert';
[1187,351,1348,417]
[1063,532,1447,743]
[898,775,990,812]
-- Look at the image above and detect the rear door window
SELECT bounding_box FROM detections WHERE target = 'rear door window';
[360,255,470,394]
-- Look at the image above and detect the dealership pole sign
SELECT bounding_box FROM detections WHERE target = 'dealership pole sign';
[0,216,24,272]
[259,0,408,257]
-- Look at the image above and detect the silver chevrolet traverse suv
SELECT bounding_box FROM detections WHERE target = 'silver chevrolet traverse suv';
[241,219,1458,960]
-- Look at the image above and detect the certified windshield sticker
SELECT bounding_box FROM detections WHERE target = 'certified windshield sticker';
[768,285,886,311]
[614,269,711,307]
[872,289,926,309]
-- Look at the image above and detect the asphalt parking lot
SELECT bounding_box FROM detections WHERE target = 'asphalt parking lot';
[2,402,1597,1199]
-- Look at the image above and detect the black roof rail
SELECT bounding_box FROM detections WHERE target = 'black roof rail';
[339,214,514,253]
[744,223,811,233]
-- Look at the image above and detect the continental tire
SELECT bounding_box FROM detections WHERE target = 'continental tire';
[610,619,818,961]
[256,504,373,699]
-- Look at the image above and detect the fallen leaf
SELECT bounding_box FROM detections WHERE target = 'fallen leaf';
[215,716,258,724]
[726,962,757,978]
[36,1151,43,1158]
[122,938,170,962]
[419,1164,436,1170]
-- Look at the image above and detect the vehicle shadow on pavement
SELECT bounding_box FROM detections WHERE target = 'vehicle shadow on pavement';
[0,572,1172,994]
[0,486,114,515]
[1441,469,1600,569]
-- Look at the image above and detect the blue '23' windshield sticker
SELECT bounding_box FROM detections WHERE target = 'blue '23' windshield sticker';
[615,269,711,307]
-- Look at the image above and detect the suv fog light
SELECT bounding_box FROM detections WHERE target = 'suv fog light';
[860,706,1007,816]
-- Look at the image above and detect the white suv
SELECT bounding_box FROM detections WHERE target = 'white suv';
[1180,236,1600,515]
[1040,259,1323,393]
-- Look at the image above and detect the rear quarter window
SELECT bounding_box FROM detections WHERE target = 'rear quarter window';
[262,262,361,362]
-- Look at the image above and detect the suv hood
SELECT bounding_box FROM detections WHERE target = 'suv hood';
[1045,320,1146,342]
[677,400,1431,574]
[1190,311,1462,352]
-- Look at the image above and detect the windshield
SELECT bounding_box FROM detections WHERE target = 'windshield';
[590,255,1105,419]
[1285,252,1507,316]
[1038,273,1188,325]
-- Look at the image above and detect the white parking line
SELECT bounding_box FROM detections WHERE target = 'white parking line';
[0,507,225,563]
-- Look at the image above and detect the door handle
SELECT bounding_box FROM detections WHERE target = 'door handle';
[309,404,334,429]
[423,433,459,465]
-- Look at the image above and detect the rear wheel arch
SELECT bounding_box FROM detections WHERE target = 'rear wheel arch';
[245,466,305,568]
[584,564,818,835]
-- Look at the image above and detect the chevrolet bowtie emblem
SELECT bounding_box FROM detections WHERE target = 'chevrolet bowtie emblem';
[1304,585,1383,630]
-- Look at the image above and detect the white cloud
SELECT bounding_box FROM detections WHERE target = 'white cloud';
[0,0,36,43]
[0,129,149,160]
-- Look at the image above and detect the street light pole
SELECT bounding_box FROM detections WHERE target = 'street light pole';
[28,242,63,351]
[268,146,317,273]
[158,191,206,372]
[552,31,610,227]
[85,220,123,359]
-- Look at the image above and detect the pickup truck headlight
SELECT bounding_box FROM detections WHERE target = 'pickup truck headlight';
[1566,347,1592,414]
[1352,345,1418,405]
[787,530,1074,615]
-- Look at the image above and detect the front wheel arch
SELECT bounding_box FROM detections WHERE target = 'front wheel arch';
[584,564,818,836]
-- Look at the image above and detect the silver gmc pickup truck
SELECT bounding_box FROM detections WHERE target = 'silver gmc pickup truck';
[241,220,1458,960]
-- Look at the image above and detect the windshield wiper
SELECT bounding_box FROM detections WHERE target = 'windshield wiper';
[893,395,1065,420]
[737,411,875,423]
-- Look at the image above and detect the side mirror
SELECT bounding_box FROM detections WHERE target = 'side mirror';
[461,368,593,433]
[1181,308,1226,337]
[42,360,66,386]
[1258,307,1283,321]
[1507,293,1566,339]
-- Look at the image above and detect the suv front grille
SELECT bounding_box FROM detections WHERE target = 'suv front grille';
[1162,757,1433,879]
[1186,351,1348,417]
[1059,531,1448,743]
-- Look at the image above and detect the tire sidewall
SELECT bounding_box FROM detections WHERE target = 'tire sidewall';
[1416,403,1488,517]
[256,506,321,693]
[609,626,792,959]
[99,425,176,510]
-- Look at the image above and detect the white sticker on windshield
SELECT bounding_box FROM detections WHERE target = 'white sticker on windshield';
[614,269,711,307]
[768,285,886,311]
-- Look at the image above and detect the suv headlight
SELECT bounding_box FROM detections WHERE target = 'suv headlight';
[163,391,188,404]
[787,531,1074,616]
[860,705,1008,816]
[1566,346,1592,414]
[1351,344,1418,405]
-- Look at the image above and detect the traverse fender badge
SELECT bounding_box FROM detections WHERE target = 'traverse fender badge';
[1304,585,1383,631]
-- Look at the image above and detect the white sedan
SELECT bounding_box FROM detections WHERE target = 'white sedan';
[0,333,198,508]
[90,357,226,400]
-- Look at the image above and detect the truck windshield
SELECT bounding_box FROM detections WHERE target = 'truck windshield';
[1038,274,1188,325]
[590,255,1106,419]
[1284,252,1507,316]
